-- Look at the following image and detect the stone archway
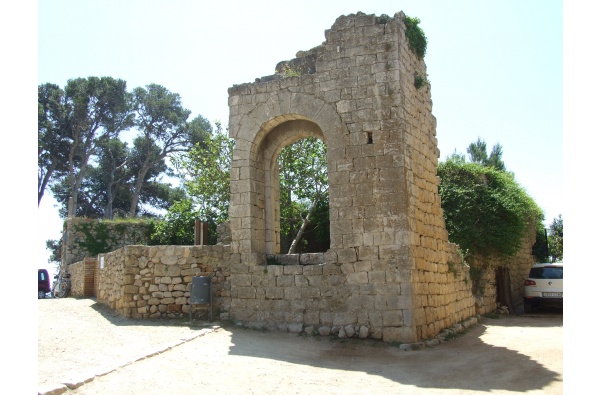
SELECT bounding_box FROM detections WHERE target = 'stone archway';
[228,92,347,258]
[256,119,326,255]
[224,12,479,343]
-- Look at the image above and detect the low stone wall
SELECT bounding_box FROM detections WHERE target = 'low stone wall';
[66,236,534,344]
[228,247,478,342]
[63,223,535,346]
[96,245,233,319]
[69,258,98,298]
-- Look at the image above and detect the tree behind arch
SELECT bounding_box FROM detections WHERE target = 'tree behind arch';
[278,137,329,254]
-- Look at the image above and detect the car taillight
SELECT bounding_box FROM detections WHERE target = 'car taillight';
[524,280,536,286]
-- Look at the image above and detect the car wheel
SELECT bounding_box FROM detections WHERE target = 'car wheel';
[523,299,533,314]
[38,290,46,299]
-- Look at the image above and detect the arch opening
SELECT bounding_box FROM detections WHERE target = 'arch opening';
[255,118,330,255]
[277,137,329,254]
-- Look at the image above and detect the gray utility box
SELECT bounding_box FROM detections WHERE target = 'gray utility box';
[190,276,212,321]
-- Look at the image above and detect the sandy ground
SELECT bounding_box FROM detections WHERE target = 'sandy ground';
[38,298,563,395]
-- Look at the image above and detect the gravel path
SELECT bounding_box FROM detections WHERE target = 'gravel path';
[38,298,563,395]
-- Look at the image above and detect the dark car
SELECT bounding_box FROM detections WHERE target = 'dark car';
[38,269,51,299]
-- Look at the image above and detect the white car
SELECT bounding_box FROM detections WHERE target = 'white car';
[523,262,563,313]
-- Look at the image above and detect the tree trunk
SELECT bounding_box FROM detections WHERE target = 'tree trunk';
[288,198,318,254]
[38,161,56,206]
[129,165,150,217]
[104,182,115,219]
[104,155,127,219]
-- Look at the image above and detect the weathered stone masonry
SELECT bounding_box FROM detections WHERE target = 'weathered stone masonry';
[96,245,232,319]
[225,11,476,343]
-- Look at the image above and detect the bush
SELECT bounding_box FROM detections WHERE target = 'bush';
[438,159,543,258]
[404,15,428,59]
[150,199,197,245]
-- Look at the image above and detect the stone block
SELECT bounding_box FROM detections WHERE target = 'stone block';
[358,245,379,261]
[265,287,284,299]
[236,287,256,299]
[276,275,294,287]
[368,270,386,284]
[294,275,308,286]
[382,326,416,343]
[300,253,325,265]
[353,260,373,273]
[277,254,300,265]
[305,275,323,286]
[347,272,368,284]
[283,265,303,275]
[267,265,284,276]
[323,250,338,264]
[284,287,302,300]
[337,248,358,263]
[302,264,323,276]
[301,287,321,298]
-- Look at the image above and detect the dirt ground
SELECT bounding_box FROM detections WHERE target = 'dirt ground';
[38,298,563,395]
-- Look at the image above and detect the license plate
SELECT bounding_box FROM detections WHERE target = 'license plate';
[542,292,562,297]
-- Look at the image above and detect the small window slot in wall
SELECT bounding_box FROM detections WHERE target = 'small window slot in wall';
[367,132,373,144]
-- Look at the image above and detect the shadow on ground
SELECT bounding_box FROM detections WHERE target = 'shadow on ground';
[89,299,213,329]
[223,311,562,393]
[82,298,561,393]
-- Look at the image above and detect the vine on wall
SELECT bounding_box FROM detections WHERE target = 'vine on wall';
[73,219,154,257]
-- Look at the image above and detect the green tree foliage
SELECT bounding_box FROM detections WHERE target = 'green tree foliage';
[438,158,543,258]
[97,138,130,219]
[532,223,550,262]
[41,78,218,256]
[466,137,506,171]
[46,238,62,264]
[174,122,233,224]
[530,215,563,263]
[128,84,210,217]
[548,214,563,262]
[62,77,134,216]
[170,122,233,243]
[171,132,329,251]
[404,15,428,59]
[149,199,197,245]
[38,83,70,206]
[278,138,329,253]
[283,196,329,254]
[50,137,180,219]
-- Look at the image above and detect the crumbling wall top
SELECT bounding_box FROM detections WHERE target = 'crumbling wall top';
[230,11,409,89]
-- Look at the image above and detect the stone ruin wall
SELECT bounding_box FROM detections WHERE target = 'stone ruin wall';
[225,11,476,343]
[96,245,232,319]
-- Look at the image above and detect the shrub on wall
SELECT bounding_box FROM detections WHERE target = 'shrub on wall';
[404,15,428,59]
[73,218,155,256]
[438,159,543,258]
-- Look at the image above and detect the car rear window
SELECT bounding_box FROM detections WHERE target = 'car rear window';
[529,266,563,279]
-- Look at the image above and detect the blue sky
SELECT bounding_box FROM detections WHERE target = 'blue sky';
[35,0,565,275]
